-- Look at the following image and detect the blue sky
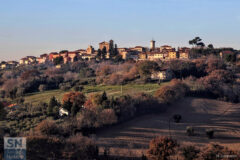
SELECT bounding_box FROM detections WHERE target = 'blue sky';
[0,0,240,61]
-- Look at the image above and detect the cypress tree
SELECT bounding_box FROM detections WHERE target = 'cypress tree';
[48,96,58,115]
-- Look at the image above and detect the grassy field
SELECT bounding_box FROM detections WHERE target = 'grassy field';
[24,82,168,105]
[96,97,240,158]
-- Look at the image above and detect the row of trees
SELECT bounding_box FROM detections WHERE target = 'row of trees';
[147,136,239,160]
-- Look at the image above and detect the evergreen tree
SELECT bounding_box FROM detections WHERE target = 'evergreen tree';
[0,102,6,121]
[109,96,116,108]
[53,56,64,65]
[97,49,102,60]
[114,44,119,57]
[101,91,108,102]
[101,91,109,108]
[52,106,59,118]
[48,97,58,115]
[62,99,72,112]
[71,103,79,116]
[109,40,114,58]
[49,97,58,107]
[102,47,107,60]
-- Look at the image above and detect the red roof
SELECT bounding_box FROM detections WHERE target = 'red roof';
[222,51,233,54]
[49,52,58,55]
[68,52,78,55]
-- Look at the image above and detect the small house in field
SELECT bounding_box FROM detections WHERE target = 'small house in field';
[151,68,173,81]
[59,108,69,117]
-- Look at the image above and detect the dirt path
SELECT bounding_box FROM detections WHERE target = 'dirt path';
[95,97,240,157]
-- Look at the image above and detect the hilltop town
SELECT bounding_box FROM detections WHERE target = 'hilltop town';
[1,39,239,70]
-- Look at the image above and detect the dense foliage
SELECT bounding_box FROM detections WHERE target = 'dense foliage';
[0,50,239,159]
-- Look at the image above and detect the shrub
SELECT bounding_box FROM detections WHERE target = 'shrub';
[155,86,176,104]
[83,92,109,111]
[59,83,71,91]
[181,145,200,160]
[136,61,159,79]
[64,135,99,160]
[155,80,189,104]
[16,87,25,97]
[186,126,194,136]
[97,109,117,126]
[27,136,63,160]
[74,85,84,92]
[200,143,238,160]
[147,136,178,160]
[62,92,86,107]
[79,68,95,78]
[96,65,112,77]
[34,120,61,136]
[205,58,226,73]
[64,71,79,82]
[173,114,182,123]
[76,110,98,130]
[167,60,197,78]
[113,95,136,122]
[133,93,163,114]
[206,129,214,139]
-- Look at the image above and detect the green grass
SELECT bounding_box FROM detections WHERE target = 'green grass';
[24,82,169,105]
[24,90,66,105]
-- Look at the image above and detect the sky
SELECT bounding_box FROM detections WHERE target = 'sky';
[0,0,240,61]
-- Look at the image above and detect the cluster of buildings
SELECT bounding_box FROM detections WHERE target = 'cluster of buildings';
[110,40,192,61]
[0,61,19,70]
[16,40,192,66]
[2,39,239,70]
[117,41,191,61]
[37,45,96,64]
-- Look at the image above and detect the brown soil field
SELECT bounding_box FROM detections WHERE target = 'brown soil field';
[95,97,240,158]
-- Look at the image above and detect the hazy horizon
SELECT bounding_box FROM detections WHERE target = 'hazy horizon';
[1,0,240,61]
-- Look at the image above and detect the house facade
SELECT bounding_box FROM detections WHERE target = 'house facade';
[151,69,173,81]
[20,56,36,65]
[178,47,191,59]
[99,40,114,51]
[87,45,95,54]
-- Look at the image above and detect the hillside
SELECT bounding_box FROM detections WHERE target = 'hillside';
[96,97,240,158]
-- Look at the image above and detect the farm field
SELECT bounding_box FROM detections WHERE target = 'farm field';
[96,97,240,158]
[23,82,168,105]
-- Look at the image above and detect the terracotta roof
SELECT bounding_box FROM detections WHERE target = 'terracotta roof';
[49,52,59,55]
[161,45,171,47]
[99,41,109,44]
[68,51,78,55]
[8,103,18,108]
[40,54,48,57]
[221,51,233,54]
